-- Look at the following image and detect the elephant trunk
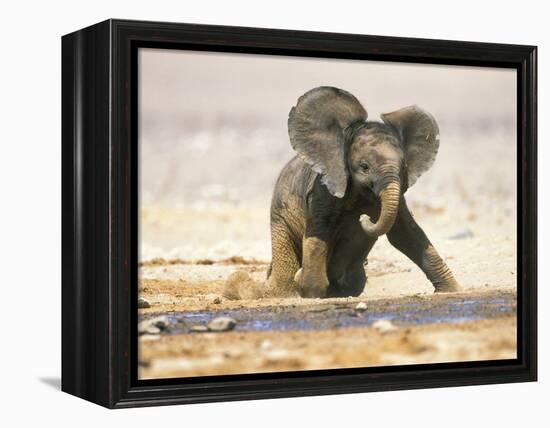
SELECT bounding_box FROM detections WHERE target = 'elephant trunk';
[360,180,401,237]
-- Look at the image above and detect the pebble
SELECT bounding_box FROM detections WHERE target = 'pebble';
[355,302,368,312]
[150,315,170,329]
[138,316,170,335]
[372,319,398,334]
[190,325,209,333]
[207,316,237,332]
[137,298,151,309]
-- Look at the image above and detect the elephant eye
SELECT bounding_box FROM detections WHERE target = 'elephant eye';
[360,162,370,172]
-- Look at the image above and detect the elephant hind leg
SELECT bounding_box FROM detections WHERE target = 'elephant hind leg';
[265,222,302,298]
[223,224,300,300]
[223,270,263,300]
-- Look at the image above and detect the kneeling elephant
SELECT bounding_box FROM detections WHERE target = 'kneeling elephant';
[226,86,460,299]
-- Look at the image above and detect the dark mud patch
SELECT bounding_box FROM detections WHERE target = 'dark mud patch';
[141,291,516,335]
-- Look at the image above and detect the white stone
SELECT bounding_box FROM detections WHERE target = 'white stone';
[372,319,397,334]
[355,302,368,312]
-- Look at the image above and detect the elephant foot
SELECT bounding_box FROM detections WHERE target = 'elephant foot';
[223,270,263,300]
[433,278,461,293]
[295,268,329,298]
[263,274,302,298]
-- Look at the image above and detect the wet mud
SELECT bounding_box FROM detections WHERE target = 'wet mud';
[142,291,516,334]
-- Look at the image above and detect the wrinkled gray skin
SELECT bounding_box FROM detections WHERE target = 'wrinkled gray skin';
[260,86,460,299]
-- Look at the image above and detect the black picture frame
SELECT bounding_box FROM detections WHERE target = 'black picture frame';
[61,19,537,408]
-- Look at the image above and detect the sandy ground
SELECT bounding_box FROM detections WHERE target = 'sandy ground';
[139,315,516,379]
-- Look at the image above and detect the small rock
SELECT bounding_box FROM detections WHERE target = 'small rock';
[138,316,170,335]
[207,316,237,332]
[372,319,397,334]
[137,298,151,309]
[190,325,209,333]
[355,302,368,312]
[150,316,170,329]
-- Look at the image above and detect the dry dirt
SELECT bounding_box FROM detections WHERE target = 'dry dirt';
[139,317,516,379]
[138,241,517,379]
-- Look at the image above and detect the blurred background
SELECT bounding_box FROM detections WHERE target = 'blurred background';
[138,48,516,265]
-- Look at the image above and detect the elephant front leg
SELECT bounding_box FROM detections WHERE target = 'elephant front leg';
[387,198,460,293]
[418,244,460,292]
[299,236,330,298]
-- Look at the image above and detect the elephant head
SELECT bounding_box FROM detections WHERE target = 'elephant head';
[288,86,440,238]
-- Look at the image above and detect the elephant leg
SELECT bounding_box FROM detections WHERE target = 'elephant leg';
[300,236,330,298]
[327,218,377,297]
[328,262,367,297]
[387,197,460,293]
[266,222,301,298]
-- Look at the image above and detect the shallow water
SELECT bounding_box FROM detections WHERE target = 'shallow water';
[142,292,516,335]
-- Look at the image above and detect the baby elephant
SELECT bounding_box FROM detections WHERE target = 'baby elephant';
[226,86,460,299]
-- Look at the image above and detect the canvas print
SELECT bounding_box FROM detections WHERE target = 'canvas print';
[137,49,517,379]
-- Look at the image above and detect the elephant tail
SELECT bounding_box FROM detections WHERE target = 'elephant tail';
[222,270,265,300]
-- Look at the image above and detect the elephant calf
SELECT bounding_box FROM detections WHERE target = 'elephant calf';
[225,86,460,299]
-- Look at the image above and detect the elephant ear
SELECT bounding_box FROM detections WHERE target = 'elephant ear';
[288,87,367,198]
[381,106,440,188]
